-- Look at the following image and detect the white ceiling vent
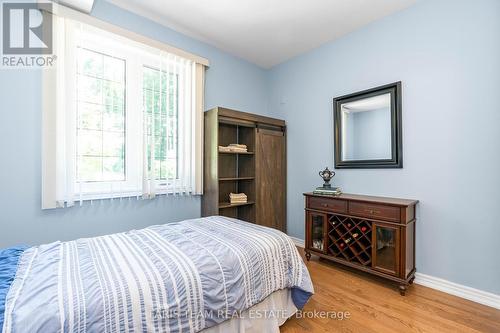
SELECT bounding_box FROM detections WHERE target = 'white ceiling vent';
[56,0,95,14]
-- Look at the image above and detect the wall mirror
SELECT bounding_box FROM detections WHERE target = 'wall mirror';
[334,82,402,169]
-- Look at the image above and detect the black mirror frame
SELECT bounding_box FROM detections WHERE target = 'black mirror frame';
[333,81,403,169]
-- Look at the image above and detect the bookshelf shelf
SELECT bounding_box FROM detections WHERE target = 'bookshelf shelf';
[219,201,255,209]
[218,151,255,155]
[219,177,255,181]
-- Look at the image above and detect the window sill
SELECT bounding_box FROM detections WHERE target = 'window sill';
[73,190,201,203]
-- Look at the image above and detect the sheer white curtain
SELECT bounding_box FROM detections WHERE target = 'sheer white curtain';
[141,51,204,198]
[42,13,205,209]
[42,15,78,209]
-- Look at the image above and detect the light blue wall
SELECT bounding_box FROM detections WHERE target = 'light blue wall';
[0,0,269,248]
[268,0,500,294]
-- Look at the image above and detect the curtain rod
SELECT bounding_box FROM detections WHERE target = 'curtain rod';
[39,2,210,66]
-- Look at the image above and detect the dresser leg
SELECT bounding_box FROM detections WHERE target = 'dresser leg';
[409,276,415,285]
[305,251,311,261]
[399,284,408,296]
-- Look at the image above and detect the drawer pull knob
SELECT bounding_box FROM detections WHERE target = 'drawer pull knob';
[366,209,380,214]
[322,203,328,207]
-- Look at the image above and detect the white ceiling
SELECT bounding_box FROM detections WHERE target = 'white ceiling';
[107,0,418,68]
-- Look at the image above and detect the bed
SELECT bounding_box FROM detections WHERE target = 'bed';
[0,216,313,333]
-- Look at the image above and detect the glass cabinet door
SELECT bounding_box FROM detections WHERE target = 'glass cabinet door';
[307,212,327,253]
[372,223,400,275]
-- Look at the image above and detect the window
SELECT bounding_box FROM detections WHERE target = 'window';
[42,16,205,209]
[76,48,126,182]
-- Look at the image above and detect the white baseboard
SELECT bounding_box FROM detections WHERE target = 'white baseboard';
[414,273,500,310]
[289,236,500,310]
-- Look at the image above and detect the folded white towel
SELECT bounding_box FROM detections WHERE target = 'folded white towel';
[219,144,248,152]
[230,192,247,198]
[230,199,248,204]
[229,193,248,204]
[229,147,248,152]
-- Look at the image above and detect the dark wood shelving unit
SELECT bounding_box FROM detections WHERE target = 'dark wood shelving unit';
[216,117,256,221]
[202,107,286,231]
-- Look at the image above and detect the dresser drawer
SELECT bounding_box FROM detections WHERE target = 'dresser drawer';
[308,196,347,213]
[349,202,401,222]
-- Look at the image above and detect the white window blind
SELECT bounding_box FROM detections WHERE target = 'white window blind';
[42,15,205,209]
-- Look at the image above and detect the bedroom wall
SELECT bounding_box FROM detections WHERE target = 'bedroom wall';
[0,0,269,248]
[267,0,500,294]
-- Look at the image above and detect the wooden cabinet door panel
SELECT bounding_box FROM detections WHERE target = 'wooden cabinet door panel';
[306,211,328,253]
[372,223,401,276]
[256,127,286,231]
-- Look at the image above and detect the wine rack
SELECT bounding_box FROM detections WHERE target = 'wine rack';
[328,215,372,266]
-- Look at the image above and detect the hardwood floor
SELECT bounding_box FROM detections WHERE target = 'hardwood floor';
[281,248,500,333]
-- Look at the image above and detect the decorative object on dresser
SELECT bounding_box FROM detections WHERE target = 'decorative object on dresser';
[313,167,342,195]
[203,107,287,231]
[304,192,418,295]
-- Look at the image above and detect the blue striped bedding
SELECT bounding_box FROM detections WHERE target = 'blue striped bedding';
[1,216,313,332]
[0,246,28,331]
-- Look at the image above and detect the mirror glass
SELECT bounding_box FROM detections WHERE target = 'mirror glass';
[340,93,392,161]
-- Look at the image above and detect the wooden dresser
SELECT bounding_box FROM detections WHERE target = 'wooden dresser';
[304,192,418,295]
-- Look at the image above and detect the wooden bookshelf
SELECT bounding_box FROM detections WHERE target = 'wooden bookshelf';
[202,107,286,231]
[203,108,256,222]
